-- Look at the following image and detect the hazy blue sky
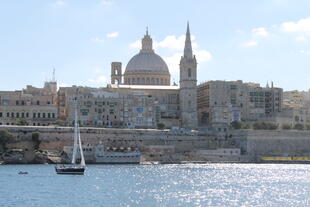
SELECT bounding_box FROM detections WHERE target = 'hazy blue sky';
[1,0,310,91]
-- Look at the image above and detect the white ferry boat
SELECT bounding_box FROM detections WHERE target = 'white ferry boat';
[63,144,141,164]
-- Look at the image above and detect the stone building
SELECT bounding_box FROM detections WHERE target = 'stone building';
[275,90,310,125]
[197,80,283,128]
[58,23,198,129]
[108,23,197,129]
[0,81,58,126]
[57,86,158,128]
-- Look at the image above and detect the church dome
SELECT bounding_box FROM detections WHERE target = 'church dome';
[125,52,170,75]
[123,29,171,86]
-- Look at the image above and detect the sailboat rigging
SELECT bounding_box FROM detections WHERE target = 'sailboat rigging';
[55,98,86,175]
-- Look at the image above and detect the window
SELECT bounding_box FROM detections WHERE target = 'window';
[16,100,19,105]
[43,113,46,118]
[0,112,2,117]
[21,100,25,105]
[52,113,55,118]
[188,68,192,77]
[38,113,41,118]
[48,113,51,118]
[37,101,40,105]
[11,113,14,118]
[26,113,29,118]
[16,113,19,118]
[21,113,24,118]
[33,113,36,118]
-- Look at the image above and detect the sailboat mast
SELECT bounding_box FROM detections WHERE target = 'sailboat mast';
[71,99,78,164]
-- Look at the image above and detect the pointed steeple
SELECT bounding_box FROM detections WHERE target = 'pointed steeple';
[184,21,193,58]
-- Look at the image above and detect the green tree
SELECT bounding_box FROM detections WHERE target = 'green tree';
[294,123,304,130]
[230,121,241,129]
[241,122,251,129]
[16,118,27,126]
[32,132,41,150]
[157,123,165,130]
[253,122,278,130]
[282,124,292,130]
[0,130,14,151]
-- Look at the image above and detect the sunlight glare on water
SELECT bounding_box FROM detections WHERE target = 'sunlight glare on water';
[1,164,310,206]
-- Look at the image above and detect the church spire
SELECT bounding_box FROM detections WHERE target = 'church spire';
[184,21,193,58]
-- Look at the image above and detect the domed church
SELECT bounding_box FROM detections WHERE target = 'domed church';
[109,23,198,129]
[111,29,171,86]
[124,29,170,86]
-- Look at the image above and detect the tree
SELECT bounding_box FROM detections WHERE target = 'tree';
[282,124,292,130]
[294,123,304,130]
[241,122,251,129]
[16,118,27,126]
[230,121,241,129]
[0,130,14,151]
[157,123,165,130]
[253,122,278,130]
[32,132,41,150]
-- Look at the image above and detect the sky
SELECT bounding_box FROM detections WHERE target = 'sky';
[1,0,310,91]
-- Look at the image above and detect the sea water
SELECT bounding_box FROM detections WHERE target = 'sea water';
[1,164,310,207]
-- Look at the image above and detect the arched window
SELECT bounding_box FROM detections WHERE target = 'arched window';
[146,78,150,84]
[188,68,192,77]
[142,78,145,84]
[151,78,155,84]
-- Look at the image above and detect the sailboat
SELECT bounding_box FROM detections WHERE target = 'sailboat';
[55,99,86,175]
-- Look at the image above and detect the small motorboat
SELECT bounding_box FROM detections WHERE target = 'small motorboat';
[18,171,28,175]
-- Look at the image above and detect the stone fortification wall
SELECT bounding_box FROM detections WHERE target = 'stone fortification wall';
[1,126,242,152]
[243,130,310,158]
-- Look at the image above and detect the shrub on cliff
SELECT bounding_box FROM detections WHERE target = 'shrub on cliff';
[230,121,241,129]
[253,122,278,130]
[282,124,292,130]
[32,132,41,150]
[294,123,304,130]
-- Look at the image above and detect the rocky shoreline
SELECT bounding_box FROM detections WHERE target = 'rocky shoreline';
[0,149,67,164]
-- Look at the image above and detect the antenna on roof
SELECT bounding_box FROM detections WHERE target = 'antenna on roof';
[52,68,56,82]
